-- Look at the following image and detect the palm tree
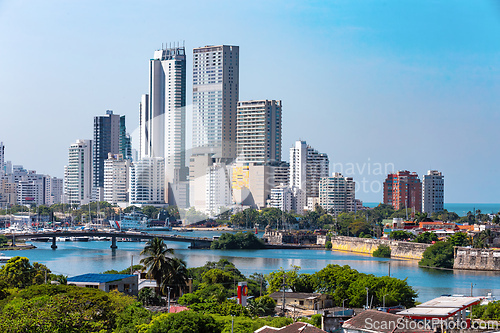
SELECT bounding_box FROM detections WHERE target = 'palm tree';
[140,237,175,291]
[161,257,188,297]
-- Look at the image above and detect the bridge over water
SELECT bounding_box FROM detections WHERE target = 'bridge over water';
[8,231,214,249]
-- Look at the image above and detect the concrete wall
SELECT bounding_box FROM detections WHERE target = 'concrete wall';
[454,247,500,271]
[330,236,430,260]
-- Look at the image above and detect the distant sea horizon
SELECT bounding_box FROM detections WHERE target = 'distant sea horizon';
[363,202,500,217]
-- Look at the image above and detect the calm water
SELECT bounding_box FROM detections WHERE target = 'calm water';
[4,230,500,303]
[364,202,500,217]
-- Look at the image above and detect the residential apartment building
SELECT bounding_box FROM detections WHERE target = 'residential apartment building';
[93,110,121,201]
[129,157,165,207]
[269,185,305,215]
[319,173,355,215]
[383,170,422,212]
[236,100,282,164]
[289,140,329,200]
[104,153,130,205]
[422,170,444,214]
[64,139,93,205]
[205,163,232,216]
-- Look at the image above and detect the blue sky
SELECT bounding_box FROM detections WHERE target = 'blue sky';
[0,0,499,203]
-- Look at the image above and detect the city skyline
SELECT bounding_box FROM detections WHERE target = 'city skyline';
[1,1,499,203]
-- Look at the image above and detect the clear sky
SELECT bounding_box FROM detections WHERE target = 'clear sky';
[0,0,499,203]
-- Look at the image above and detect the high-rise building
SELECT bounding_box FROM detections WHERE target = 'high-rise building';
[269,185,304,215]
[129,157,165,207]
[422,170,444,214]
[272,161,290,187]
[236,100,282,164]
[140,45,187,207]
[104,153,130,205]
[64,139,93,205]
[383,170,422,212]
[205,162,232,216]
[45,176,63,206]
[192,45,239,159]
[289,140,329,200]
[93,110,121,201]
[120,116,132,160]
[319,173,356,215]
[0,142,4,176]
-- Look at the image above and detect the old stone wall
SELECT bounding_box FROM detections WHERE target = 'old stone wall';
[330,236,430,260]
[454,247,500,270]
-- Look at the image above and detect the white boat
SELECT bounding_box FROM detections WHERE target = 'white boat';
[109,211,172,231]
[0,253,12,263]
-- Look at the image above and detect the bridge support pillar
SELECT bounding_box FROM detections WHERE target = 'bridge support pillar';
[110,236,117,249]
[51,236,57,249]
[12,234,15,246]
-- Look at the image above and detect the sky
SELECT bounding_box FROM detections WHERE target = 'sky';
[0,0,499,203]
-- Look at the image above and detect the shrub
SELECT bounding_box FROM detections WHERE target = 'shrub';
[372,244,391,258]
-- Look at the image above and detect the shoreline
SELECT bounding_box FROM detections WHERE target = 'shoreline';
[1,244,37,251]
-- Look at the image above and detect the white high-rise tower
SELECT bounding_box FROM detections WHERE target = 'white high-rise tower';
[139,45,187,207]
[64,139,93,205]
[192,45,239,159]
[422,170,444,214]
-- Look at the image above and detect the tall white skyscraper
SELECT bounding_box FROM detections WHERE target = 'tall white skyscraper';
[64,139,93,205]
[140,45,187,206]
[289,140,329,200]
[192,45,239,159]
[236,100,282,164]
[422,170,444,214]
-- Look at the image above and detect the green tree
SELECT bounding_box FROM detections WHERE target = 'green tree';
[389,230,415,241]
[211,232,265,250]
[447,232,470,247]
[141,311,221,333]
[372,244,391,258]
[0,256,40,288]
[418,241,454,269]
[140,238,175,295]
[0,284,136,333]
[248,295,276,317]
[161,257,188,297]
[414,231,439,244]
[115,302,152,333]
[138,287,163,306]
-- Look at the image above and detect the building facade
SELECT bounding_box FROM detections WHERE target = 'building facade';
[104,153,130,205]
[140,45,187,207]
[64,139,93,205]
[289,140,329,200]
[422,170,444,214]
[0,142,4,176]
[205,163,232,216]
[192,45,239,159]
[319,173,356,215]
[236,100,282,164]
[129,157,165,207]
[383,170,422,212]
[93,110,121,201]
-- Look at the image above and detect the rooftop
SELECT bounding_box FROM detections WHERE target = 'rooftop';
[67,273,135,284]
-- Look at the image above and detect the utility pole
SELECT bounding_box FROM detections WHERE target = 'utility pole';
[167,286,171,313]
[366,287,369,309]
[130,255,133,275]
[281,272,288,315]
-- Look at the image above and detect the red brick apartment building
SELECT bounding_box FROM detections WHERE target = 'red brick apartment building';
[383,170,422,212]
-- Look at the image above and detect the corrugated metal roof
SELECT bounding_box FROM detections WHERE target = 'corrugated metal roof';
[67,273,135,283]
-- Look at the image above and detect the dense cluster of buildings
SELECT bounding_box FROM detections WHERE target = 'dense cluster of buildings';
[0,43,446,218]
[383,170,444,214]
